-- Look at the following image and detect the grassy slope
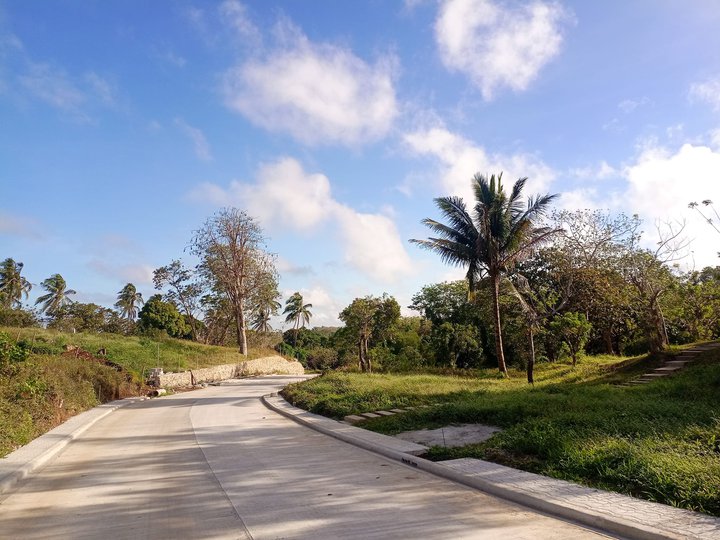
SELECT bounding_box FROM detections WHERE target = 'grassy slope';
[282,348,720,516]
[0,327,285,457]
[1,326,277,377]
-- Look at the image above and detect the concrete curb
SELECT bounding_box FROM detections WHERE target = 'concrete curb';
[262,393,719,540]
[0,396,146,496]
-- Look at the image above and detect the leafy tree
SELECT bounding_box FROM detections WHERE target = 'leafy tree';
[0,258,32,309]
[549,312,592,366]
[153,260,202,340]
[114,283,144,320]
[190,208,277,355]
[35,274,76,317]
[412,173,558,375]
[339,294,400,373]
[430,322,483,369]
[283,292,313,345]
[137,294,188,338]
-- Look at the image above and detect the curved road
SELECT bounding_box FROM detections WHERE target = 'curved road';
[0,376,612,539]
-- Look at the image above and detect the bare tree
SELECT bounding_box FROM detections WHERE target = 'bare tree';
[190,209,276,355]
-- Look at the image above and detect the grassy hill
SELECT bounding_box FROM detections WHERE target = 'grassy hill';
[1,326,276,378]
[0,327,279,457]
[282,347,720,516]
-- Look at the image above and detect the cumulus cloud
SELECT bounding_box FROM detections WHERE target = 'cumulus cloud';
[282,285,344,327]
[435,0,569,99]
[569,142,720,268]
[189,157,413,282]
[622,143,720,266]
[221,20,398,146]
[689,77,720,112]
[404,124,556,202]
[569,160,617,180]
[175,118,213,161]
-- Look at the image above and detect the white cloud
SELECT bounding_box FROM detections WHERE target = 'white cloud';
[84,72,115,105]
[276,256,315,277]
[189,157,414,282]
[622,143,720,267]
[175,118,212,161]
[569,160,617,180]
[404,125,556,203]
[221,20,398,146]
[690,77,720,112]
[219,0,261,43]
[618,96,650,114]
[18,63,86,113]
[283,285,344,327]
[710,128,720,151]
[435,0,568,99]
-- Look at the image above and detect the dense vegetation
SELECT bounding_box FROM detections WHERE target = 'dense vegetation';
[282,348,720,516]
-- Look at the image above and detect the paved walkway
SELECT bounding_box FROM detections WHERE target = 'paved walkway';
[0,376,610,539]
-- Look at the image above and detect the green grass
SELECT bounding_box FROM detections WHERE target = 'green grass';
[282,347,720,516]
[1,326,277,378]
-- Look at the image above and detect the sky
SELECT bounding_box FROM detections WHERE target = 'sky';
[2,0,720,328]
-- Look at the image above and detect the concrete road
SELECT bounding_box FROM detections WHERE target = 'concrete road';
[0,376,613,539]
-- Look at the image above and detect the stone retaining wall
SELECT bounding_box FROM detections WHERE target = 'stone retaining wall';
[153,356,304,388]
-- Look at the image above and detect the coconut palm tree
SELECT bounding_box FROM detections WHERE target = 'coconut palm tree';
[250,307,274,333]
[411,173,558,375]
[115,283,144,320]
[0,258,32,309]
[35,274,76,316]
[283,292,313,345]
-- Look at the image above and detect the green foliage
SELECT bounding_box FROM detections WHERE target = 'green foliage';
[283,347,720,516]
[549,312,592,365]
[0,258,32,309]
[137,295,189,338]
[115,283,144,320]
[35,274,77,317]
[0,331,29,369]
[0,353,140,457]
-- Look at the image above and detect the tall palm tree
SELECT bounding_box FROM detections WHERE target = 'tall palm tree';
[411,173,558,375]
[35,274,76,316]
[283,292,313,345]
[115,283,144,320]
[251,307,274,332]
[0,258,32,308]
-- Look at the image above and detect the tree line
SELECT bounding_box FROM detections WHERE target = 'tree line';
[2,175,719,381]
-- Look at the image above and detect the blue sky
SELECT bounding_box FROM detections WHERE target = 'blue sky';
[2,0,720,327]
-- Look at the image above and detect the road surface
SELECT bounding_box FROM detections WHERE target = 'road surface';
[0,376,613,539]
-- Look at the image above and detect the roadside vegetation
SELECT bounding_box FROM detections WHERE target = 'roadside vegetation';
[2,176,720,514]
[282,348,720,517]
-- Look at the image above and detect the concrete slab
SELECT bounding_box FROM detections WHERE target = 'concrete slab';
[361,412,382,419]
[395,424,501,448]
[375,410,395,416]
[343,414,366,424]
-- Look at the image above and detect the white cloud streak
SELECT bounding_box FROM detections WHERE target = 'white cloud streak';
[690,77,720,112]
[435,0,568,99]
[175,118,213,161]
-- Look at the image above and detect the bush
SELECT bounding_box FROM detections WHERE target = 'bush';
[306,346,341,371]
[0,332,29,369]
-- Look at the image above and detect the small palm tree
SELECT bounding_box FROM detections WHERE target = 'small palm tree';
[251,307,274,332]
[0,258,32,308]
[115,283,144,320]
[412,173,558,375]
[283,292,312,345]
[35,274,76,316]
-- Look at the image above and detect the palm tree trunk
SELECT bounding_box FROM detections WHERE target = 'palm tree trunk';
[491,272,508,375]
[527,325,535,384]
